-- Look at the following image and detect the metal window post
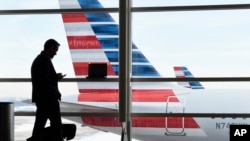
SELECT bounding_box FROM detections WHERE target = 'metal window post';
[119,0,132,140]
[0,102,14,141]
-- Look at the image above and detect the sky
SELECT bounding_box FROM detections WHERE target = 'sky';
[1,1,250,92]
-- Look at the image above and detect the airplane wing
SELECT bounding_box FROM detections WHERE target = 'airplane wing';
[60,101,118,116]
[16,99,117,117]
[60,101,118,125]
[15,99,118,126]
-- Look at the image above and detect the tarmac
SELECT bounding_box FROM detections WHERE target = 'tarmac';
[14,116,119,141]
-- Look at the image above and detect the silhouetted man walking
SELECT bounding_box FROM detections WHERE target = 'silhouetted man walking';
[27,39,64,141]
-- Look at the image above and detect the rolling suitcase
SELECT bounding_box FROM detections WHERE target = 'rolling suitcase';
[42,124,76,141]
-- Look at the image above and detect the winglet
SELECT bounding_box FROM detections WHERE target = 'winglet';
[174,66,204,89]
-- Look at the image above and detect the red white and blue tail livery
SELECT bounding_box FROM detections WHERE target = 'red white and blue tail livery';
[174,66,204,89]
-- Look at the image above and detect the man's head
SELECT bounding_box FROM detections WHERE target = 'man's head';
[44,39,60,58]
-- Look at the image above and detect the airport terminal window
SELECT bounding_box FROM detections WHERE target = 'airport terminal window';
[2,1,250,141]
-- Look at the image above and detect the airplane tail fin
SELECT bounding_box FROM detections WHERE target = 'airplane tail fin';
[58,0,161,104]
[174,66,204,89]
[58,0,160,78]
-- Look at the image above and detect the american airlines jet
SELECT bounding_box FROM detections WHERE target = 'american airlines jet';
[10,0,250,141]
[55,0,250,141]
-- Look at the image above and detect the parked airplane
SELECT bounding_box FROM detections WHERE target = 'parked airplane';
[56,0,250,141]
[6,0,250,141]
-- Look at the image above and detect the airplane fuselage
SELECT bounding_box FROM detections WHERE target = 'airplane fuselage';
[77,89,250,141]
